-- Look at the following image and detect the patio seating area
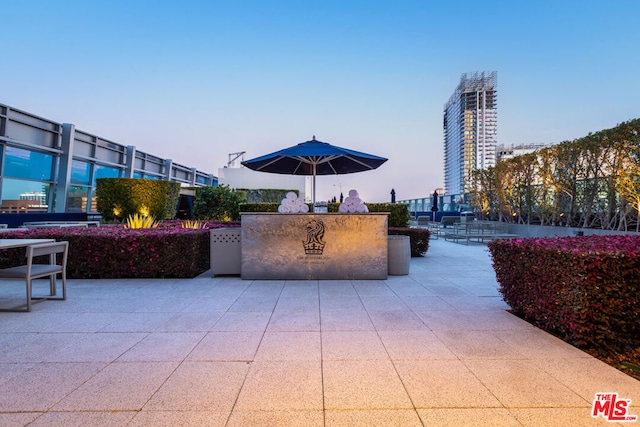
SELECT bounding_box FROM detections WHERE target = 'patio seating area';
[0,238,638,426]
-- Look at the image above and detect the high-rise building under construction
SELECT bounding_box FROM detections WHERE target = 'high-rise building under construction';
[443,71,497,203]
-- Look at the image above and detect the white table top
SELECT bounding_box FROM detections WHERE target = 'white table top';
[0,239,55,249]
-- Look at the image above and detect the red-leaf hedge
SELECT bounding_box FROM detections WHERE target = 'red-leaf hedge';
[0,223,237,278]
[488,235,640,353]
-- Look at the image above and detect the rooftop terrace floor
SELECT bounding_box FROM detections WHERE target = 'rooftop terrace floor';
[0,238,638,426]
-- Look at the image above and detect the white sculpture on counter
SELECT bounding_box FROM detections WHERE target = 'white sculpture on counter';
[338,189,369,213]
[278,192,309,213]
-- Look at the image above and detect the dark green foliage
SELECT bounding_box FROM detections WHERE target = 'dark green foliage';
[388,227,430,256]
[488,235,640,353]
[238,202,410,228]
[237,188,300,203]
[367,203,411,227]
[239,203,281,213]
[96,178,181,221]
[193,185,241,221]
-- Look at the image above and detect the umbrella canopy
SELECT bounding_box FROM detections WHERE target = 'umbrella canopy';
[241,136,387,204]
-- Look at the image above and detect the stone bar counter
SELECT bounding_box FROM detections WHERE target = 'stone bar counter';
[241,213,389,280]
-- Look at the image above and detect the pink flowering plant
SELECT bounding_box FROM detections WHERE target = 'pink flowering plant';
[0,220,240,278]
[488,235,640,353]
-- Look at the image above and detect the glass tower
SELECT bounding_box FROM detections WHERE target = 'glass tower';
[443,71,497,202]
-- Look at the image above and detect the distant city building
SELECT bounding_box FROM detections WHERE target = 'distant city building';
[496,142,553,162]
[443,71,497,202]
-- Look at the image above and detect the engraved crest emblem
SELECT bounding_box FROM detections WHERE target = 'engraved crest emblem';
[302,219,326,255]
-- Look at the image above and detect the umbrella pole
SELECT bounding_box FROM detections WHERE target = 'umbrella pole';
[312,164,317,206]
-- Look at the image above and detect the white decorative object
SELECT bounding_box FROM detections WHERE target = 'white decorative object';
[339,189,368,213]
[278,192,307,213]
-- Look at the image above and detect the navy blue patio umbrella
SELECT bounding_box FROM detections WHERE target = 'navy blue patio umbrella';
[241,136,388,204]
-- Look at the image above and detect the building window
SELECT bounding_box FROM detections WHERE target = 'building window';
[66,185,90,213]
[93,164,121,185]
[71,160,91,185]
[0,179,50,213]
[4,146,54,180]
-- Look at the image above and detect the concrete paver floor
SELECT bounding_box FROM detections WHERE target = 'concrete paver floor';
[0,238,638,426]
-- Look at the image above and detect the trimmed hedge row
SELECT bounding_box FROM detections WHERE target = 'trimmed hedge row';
[488,235,640,353]
[389,227,430,257]
[239,202,410,228]
[0,226,217,279]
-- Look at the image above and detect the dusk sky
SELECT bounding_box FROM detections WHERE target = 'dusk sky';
[2,0,639,202]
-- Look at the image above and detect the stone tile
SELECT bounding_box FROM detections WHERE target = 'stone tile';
[493,328,594,359]
[378,330,457,360]
[0,333,85,363]
[323,360,413,409]
[53,361,178,411]
[42,312,125,333]
[254,331,321,361]
[458,310,534,330]
[463,359,588,408]
[352,281,396,297]
[227,410,324,427]
[399,295,453,311]
[432,330,523,359]
[321,331,388,360]
[187,331,263,361]
[359,295,410,311]
[135,296,196,312]
[212,311,272,331]
[416,408,521,426]
[28,411,136,426]
[325,409,423,426]
[144,361,249,411]
[367,310,428,331]
[0,362,104,411]
[117,332,205,361]
[319,296,365,311]
[98,312,176,332]
[267,309,320,331]
[510,407,612,426]
[413,310,480,330]
[535,357,640,404]
[183,296,237,312]
[156,311,225,332]
[45,332,147,362]
[320,309,375,331]
[130,410,229,426]
[229,295,278,312]
[0,363,35,385]
[394,360,501,408]
[0,412,41,427]
[275,295,320,311]
[234,361,323,411]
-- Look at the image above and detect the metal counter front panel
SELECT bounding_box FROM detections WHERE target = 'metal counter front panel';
[241,213,388,280]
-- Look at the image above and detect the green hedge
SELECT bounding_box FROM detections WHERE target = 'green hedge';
[488,235,640,353]
[388,227,430,256]
[96,178,181,221]
[239,202,410,228]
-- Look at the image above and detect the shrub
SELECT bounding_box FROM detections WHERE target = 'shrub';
[96,178,180,221]
[488,235,640,353]
[0,227,211,278]
[124,213,159,229]
[388,227,430,256]
[194,185,241,221]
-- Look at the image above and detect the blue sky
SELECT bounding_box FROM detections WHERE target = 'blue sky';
[2,0,639,202]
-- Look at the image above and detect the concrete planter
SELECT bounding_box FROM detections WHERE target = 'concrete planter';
[387,235,410,275]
